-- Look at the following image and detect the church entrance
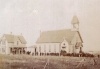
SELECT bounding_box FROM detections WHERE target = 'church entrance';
[60,39,68,55]
[61,44,67,56]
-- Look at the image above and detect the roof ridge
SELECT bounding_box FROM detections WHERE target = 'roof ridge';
[3,34,26,44]
[4,34,23,36]
[36,29,76,43]
[42,29,71,33]
[4,34,14,36]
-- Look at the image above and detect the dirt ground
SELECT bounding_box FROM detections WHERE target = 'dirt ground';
[0,54,100,69]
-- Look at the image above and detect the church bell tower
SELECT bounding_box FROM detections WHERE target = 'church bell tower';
[71,15,79,31]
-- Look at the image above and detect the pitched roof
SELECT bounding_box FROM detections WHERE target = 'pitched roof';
[4,34,14,42]
[36,29,77,43]
[4,34,27,44]
[71,15,79,24]
[18,36,27,44]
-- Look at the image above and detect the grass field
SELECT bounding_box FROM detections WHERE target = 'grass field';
[0,54,100,69]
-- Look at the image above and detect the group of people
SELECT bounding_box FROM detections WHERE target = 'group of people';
[11,49,26,54]
[26,51,31,55]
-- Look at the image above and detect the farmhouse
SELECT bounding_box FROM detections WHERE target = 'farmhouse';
[0,33,27,54]
[36,15,83,56]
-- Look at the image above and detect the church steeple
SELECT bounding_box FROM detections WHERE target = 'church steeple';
[71,15,79,31]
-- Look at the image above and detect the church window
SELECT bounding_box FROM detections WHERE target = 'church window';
[63,43,65,45]
[44,45,46,52]
[62,43,66,48]
[62,47,66,48]
[75,42,79,49]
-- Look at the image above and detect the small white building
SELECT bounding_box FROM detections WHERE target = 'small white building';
[36,15,83,55]
[0,33,27,54]
[27,45,37,55]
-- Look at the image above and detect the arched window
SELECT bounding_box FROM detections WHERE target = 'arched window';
[63,43,65,45]
[62,43,66,48]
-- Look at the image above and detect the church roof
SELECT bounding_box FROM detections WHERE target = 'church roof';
[36,29,77,43]
[71,15,79,24]
[3,34,27,44]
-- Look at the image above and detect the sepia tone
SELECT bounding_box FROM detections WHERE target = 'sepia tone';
[0,0,100,69]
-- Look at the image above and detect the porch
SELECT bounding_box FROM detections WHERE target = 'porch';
[9,47,27,54]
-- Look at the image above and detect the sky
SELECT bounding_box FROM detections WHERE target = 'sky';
[0,0,100,51]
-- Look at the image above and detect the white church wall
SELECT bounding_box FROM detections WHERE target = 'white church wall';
[69,45,73,53]
[75,48,80,53]
[36,43,60,53]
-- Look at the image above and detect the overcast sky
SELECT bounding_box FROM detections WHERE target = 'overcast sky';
[0,0,100,51]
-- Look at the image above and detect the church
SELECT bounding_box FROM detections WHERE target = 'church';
[36,15,83,56]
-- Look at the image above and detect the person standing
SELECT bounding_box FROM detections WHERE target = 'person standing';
[97,55,99,58]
